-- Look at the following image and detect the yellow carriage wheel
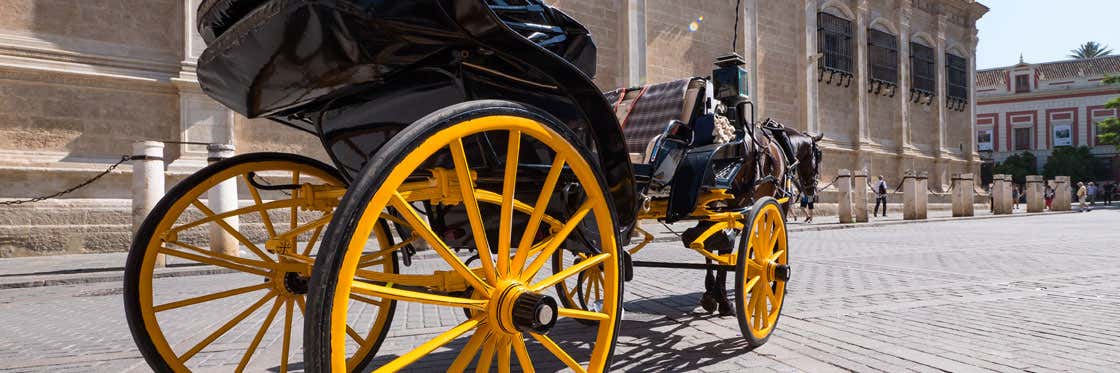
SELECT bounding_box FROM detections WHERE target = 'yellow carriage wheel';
[305,100,624,372]
[734,196,789,347]
[123,153,397,372]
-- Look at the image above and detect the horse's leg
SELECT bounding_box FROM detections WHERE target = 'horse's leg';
[715,247,735,316]
[700,258,719,313]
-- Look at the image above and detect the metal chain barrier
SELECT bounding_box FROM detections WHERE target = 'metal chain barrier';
[816,175,841,191]
[0,155,130,206]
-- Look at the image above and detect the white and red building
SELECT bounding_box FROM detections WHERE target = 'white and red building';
[975,55,1119,180]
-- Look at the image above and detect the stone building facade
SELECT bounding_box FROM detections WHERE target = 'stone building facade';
[0,0,985,256]
[975,56,1120,180]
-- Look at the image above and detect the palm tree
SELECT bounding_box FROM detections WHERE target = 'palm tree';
[1069,41,1113,59]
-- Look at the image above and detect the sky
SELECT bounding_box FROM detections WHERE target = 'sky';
[976,0,1120,69]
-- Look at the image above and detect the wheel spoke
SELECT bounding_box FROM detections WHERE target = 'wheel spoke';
[352,281,485,310]
[349,293,384,306]
[763,283,780,312]
[768,249,786,263]
[476,334,498,373]
[521,200,594,280]
[498,336,512,373]
[513,156,566,270]
[448,326,491,372]
[449,138,498,285]
[530,332,587,373]
[743,275,761,292]
[301,224,324,257]
[234,296,283,372]
[158,246,269,277]
[154,282,271,312]
[558,307,609,321]
[243,174,277,238]
[376,317,481,372]
[190,200,274,263]
[280,298,293,373]
[179,290,276,362]
[346,325,365,345]
[497,130,521,277]
[512,335,535,373]
[531,252,609,292]
[389,193,492,293]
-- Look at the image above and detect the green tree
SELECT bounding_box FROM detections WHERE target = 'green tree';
[1042,146,1107,183]
[1069,41,1113,59]
[1095,75,1120,146]
[993,151,1037,184]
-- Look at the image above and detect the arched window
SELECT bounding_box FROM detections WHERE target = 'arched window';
[910,41,936,94]
[818,12,853,74]
[868,28,898,84]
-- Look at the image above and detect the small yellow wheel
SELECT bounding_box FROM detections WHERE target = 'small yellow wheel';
[306,100,624,372]
[123,153,397,372]
[734,196,789,347]
[552,250,606,326]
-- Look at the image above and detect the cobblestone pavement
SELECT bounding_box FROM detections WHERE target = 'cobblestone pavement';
[1,211,1119,372]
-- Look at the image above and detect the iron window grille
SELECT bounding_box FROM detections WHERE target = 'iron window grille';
[909,42,936,105]
[817,12,853,87]
[868,28,898,96]
[946,53,968,111]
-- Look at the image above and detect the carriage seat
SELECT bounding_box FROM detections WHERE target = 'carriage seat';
[603,78,710,165]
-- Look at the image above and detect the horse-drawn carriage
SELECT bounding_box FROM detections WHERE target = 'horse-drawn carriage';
[123,0,822,371]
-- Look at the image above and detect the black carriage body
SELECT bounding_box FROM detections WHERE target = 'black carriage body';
[196,0,638,230]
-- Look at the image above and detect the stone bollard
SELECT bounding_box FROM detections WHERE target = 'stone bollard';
[992,174,1013,215]
[207,144,240,257]
[951,173,975,217]
[1052,176,1071,211]
[836,169,853,224]
[1025,175,1044,213]
[133,141,166,267]
[852,170,869,223]
[903,171,928,220]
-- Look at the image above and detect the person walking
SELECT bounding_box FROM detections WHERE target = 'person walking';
[1105,183,1115,206]
[873,175,889,217]
[1044,184,1055,211]
[1087,182,1098,206]
[799,193,816,223]
[1012,184,1021,211]
[1077,182,1089,212]
[988,183,995,213]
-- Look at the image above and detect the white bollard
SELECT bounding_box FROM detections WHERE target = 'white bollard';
[1052,176,1071,211]
[852,170,869,223]
[1026,175,1044,213]
[836,169,853,224]
[207,144,240,257]
[951,173,975,217]
[132,141,166,267]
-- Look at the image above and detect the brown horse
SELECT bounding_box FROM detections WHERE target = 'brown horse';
[695,119,823,315]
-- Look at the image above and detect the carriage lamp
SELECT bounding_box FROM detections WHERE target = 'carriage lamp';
[713,53,750,105]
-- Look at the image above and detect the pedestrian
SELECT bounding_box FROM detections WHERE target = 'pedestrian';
[1012,184,1020,210]
[799,193,816,223]
[1087,182,1097,206]
[1077,182,1088,212]
[874,175,889,217]
[1106,183,1115,206]
[1044,184,1055,211]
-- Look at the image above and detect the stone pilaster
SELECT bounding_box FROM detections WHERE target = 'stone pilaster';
[170,0,235,169]
[622,0,647,87]
[804,0,820,135]
[898,0,913,150]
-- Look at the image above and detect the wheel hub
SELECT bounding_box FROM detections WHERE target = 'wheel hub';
[770,263,791,282]
[491,283,558,335]
[283,272,309,295]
